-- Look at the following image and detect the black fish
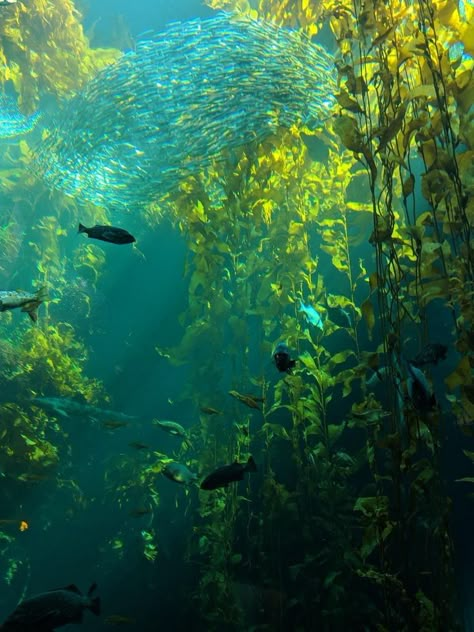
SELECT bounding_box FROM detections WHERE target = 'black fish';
[200,456,257,490]
[273,342,296,373]
[1,583,100,631]
[406,362,436,413]
[78,223,136,245]
[411,343,448,368]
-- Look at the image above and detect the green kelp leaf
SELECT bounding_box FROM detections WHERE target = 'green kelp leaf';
[328,349,355,368]
[463,450,474,462]
[354,495,389,517]
[304,423,322,438]
[299,351,317,372]
[455,477,474,483]
[445,356,472,391]
[327,423,344,444]
[262,423,290,440]
[361,298,375,339]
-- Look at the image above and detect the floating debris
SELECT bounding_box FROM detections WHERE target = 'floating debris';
[35,13,336,209]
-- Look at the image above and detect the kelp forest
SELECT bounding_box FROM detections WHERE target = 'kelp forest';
[0,0,473,630]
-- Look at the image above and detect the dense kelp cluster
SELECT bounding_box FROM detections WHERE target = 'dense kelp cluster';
[0,0,473,629]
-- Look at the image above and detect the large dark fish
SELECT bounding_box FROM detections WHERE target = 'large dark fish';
[78,223,136,245]
[411,343,448,368]
[406,362,437,413]
[0,287,48,322]
[0,583,100,631]
[200,456,257,490]
[273,342,296,373]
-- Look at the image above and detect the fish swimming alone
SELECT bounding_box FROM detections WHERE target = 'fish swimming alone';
[0,287,48,322]
[163,461,198,485]
[78,223,136,245]
[411,343,448,368]
[406,361,437,413]
[200,456,257,490]
[32,396,137,423]
[298,299,324,330]
[273,342,296,373]
[0,583,100,631]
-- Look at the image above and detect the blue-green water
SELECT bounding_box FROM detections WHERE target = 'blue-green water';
[1,1,474,631]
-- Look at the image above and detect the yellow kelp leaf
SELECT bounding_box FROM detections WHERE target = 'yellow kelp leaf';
[421,169,454,203]
[299,351,317,372]
[333,115,365,153]
[402,174,415,198]
[346,201,373,212]
[288,221,304,235]
[458,150,474,191]
[361,298,375,338]
[409,84,437,100]
[329,350,355,366]
[445,356,472,391]
[368,272,380,292]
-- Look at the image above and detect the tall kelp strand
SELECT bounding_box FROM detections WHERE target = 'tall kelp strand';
[34,13,336,210]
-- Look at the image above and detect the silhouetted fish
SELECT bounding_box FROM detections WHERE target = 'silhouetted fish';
[1,583,100,630]
[200,456,257,490]
[273,342,296,373]
[78,223,136,245]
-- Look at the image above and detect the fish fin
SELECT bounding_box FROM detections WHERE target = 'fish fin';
[89,596,101,616]
[245,456,257,472]
[64,584,82,594]
[87,582,98,596]
[35,286,48,303]
[26,308,38,323]
[78,223,87,234]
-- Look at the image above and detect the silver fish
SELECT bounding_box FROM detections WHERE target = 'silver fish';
[0,287,48,322]
[33,396,137,423]
[163,461,198,485]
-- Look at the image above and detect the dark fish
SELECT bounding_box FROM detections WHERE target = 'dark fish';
[273,342,296,373]
[406,362,437,413]
[228,390,261,410]
[163,461,198,485]
[200,406,223,415]
[128,507,152,517]
[78,223,136,245]
[1,583,100,631]
[0,287,48,322]
[200,456,257,490]
[411,343,448,368]
[102,420,129,430]
[128,441,150,450]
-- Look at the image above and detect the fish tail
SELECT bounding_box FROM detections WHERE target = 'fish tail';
[246,455,257,472]
[78,223,87,234]
[87,583,101,616]
[35,286,48,303]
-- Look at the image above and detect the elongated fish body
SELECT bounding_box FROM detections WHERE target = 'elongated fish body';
[32,396,137,422]
[0,287,47,322]
[163,462,198,485]
[154,420,187,438]
[1,583,100,630]
[200,456,257,490]
[78,223,136,245]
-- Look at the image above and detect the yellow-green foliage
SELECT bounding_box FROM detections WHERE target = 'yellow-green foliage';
[0,0,120,110]
[17,323,103,400]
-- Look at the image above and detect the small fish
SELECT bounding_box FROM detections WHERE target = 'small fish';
[200,456,257,490]
[273,342,296,373]
[78,223,136,245]
[128,441,150,450]
[411,343,448,368]
[1,583,100,630]
[0,287,48,322]
[298,299,324,330]
[200,406,223,415]
[163,461,198,485]
[102,420,129,430]
[153,419,188,439]
[128,507,152,518]
[228,390,261,410]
